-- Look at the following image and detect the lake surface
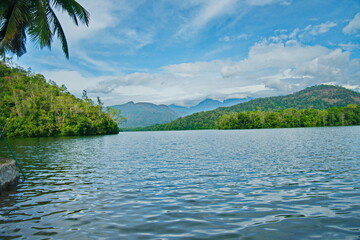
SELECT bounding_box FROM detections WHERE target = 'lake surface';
[1,127,359,239]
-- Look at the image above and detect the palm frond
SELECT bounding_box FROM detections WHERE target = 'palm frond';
[8,25,27,56]
[48,6,69,58]
[0,0,89,58]
[52,0,89,26]
[0,0,30,56]
[27,0,52,49]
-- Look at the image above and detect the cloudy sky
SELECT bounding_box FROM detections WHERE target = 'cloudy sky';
[16,0,360,106]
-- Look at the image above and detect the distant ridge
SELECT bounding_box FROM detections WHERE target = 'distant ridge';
[168,97,253,116]
[109,97,252,128]
[138,85,360,131]
[110,102,180,128]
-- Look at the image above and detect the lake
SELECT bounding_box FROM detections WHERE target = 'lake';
[1,127,359,239]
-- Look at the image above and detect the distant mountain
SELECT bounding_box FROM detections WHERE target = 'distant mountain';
[110,97,252,128]
[110,102,181,128]
[138,85,360,131]
[169,97,253,116]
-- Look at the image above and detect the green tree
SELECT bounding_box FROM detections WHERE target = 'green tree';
[0,62,121,137]
[215,105,360,130]
[106,107,127,126]
[0,0,89,58]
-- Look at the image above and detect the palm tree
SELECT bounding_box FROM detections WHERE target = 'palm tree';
[0,0,89,58]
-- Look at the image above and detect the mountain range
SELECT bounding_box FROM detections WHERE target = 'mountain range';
[169,98,253,116]
[138,85,360,131]
[109,98,252,128]
[110,102,179,128]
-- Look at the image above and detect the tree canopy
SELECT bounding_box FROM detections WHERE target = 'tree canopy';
[216,105,360,130]
[137,85,360,131]
[0,62,120,137]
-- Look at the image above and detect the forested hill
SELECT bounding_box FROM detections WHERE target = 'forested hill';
[138,85,360,131]
[224,85,360,113]
[0,62,120,137]
[110,102,181,128]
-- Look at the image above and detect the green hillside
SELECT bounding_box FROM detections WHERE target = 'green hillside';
[225,85,360,112]
[138,85,360,131]
[0,62,120,137]
[110,102,181,128]
[216,105,360,129]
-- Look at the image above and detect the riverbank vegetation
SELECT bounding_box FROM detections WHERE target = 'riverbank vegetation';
[0,62,120,137]
[216,105,360,129]
[136,85,360,131]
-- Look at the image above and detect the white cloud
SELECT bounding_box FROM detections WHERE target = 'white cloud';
[246,0,290,6]
[221,41,330,77]
[175,0,291,39]
[292,49,349,82]
[49,0,132,69]
[343,12,360,35]
[280,1,292,6]
[221,36,231,42]
[289,28,300,39]
[221,40,358,92]
[338,43,360,51]
[202,45,233,58]
[285,21,338,41]
[42,70,101,96]
[291,22,337,40]
[57,0,119,45]
[220,33,248,42]
[175,0,238,39]
[75,51,120,74]
[43,0,159,74]
[216,84,268,95]
[237,34,249,40]
[118,28,155,53]
[53,0,299,72]
[35,3,359,106]
[308,22,337,35]
[163,61,225,75]
[81,38,359,106]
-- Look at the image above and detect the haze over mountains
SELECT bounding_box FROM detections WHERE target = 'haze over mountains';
[138,85,360,131]
[110,102,179,128]
[110,98,252,128]
[168,98,253,116]
[110,85,360,129]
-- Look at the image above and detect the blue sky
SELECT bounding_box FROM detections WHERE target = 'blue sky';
[15,0,360,106]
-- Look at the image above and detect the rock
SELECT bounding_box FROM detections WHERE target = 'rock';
[0,158,20,193]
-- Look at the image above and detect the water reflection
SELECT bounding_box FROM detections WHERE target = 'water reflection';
[1,127,360,239]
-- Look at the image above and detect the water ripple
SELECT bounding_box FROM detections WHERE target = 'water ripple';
[0,127,359,239]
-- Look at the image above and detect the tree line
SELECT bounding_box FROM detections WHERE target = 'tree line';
[0,62,121,137]
[135,85,360,131]
[216,105,360,130]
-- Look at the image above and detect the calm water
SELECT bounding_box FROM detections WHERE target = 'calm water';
[0,127,359,239]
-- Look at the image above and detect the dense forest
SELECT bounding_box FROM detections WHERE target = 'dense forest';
[216,105,360,129]
[138,85,360,131]
[0,62,120,137]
